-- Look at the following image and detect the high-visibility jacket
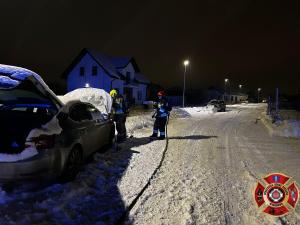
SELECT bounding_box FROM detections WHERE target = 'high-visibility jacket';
[112,94,127,115]
[154,97,172,118]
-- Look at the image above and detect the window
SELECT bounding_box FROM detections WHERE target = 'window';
[70,103,92,122]
[79,67,85,76]
[86,104,106,121]
[92,66,97,76]
[126,72,131,83]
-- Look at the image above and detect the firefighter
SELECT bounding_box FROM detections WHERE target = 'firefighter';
[150,90,171,140]
[110,89,127,143]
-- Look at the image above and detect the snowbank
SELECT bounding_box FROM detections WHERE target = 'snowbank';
[261,110,300,139]
[174,105,217,117]
[59,88,112,115]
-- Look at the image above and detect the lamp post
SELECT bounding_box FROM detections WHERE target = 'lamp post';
[239,84,243,91]
[182,59,189,108]
[224,78,229,102]
[258,88,262,103]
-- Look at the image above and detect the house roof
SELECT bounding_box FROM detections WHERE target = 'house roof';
[111,56,141,73]
[135,73,150,84]
[111,57,132,68]
[61,48,122,79]
[61,48,144,81]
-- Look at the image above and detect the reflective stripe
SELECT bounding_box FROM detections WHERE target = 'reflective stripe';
[115,111,124,115]
[159,113,168,117]
[160,132,165,135]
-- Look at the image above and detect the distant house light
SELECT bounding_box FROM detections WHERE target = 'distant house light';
[85,83,90,88]
[80,67,85,76]
[92,66,97,76]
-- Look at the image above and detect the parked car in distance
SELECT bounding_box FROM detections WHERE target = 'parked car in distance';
[207,99,226,112]
[0,64,115,182]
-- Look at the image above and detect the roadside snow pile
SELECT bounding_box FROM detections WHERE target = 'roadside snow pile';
[282,120,300,138]
[126,113,153,135]
[180,105,217,117]
[59,88,112,115]
[231,103,265,109]
[261,110,300,138]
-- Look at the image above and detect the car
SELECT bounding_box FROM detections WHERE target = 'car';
[0,64,115,182]
[207,99,226,112]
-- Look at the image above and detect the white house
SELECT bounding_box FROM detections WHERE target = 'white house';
[61,48,150,105]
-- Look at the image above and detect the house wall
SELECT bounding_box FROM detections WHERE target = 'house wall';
[135,84,147,104]
[67,53,125,95]
[118,62,147,104]
[119,62,135,81]
[223,94,248,103]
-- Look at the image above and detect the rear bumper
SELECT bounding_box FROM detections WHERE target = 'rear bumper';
[0,148,63,182]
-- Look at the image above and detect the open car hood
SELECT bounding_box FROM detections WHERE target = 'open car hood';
[0,64,63,109]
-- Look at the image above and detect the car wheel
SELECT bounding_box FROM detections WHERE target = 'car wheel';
[61,146,83,181]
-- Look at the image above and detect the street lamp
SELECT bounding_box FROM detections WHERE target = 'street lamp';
[258,88,262,103]
[182,59,189,108]
[224,78,229,102]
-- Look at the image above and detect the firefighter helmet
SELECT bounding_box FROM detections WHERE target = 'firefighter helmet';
[157,90,166,96]
[110,89,118,98]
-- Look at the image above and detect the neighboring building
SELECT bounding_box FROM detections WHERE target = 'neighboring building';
[203,87,248,104]
[61,48,150,105]
[223,92,248,103]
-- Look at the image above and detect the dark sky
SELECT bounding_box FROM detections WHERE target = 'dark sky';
[0,0,299,95]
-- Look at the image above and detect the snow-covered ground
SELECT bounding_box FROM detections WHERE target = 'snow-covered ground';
[128,103,300,225]
[0,108,165,225]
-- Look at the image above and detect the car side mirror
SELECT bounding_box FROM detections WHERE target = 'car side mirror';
[57,112,69,122]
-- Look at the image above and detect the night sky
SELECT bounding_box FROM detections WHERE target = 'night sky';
[0,0,299,95]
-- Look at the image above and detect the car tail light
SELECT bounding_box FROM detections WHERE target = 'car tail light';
[28,135,55,151]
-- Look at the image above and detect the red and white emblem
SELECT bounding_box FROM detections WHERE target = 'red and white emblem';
[254,173,299,217]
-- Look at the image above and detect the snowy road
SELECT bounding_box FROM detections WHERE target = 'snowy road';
[128,105,300,225]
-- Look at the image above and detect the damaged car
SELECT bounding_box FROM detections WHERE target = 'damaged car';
[0,64,115,182]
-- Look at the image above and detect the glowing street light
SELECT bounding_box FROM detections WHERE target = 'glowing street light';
[224,78,230,102]
[182,59,190,107]
[239,84,243,89]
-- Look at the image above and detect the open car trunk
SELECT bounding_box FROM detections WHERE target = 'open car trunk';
[0,109,54,154]
[0,66,61,154]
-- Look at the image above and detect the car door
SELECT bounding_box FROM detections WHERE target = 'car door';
[69,103,97,155]
[86,104,110,149]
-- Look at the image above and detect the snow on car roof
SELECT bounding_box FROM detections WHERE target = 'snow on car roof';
[59,88,112,115]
